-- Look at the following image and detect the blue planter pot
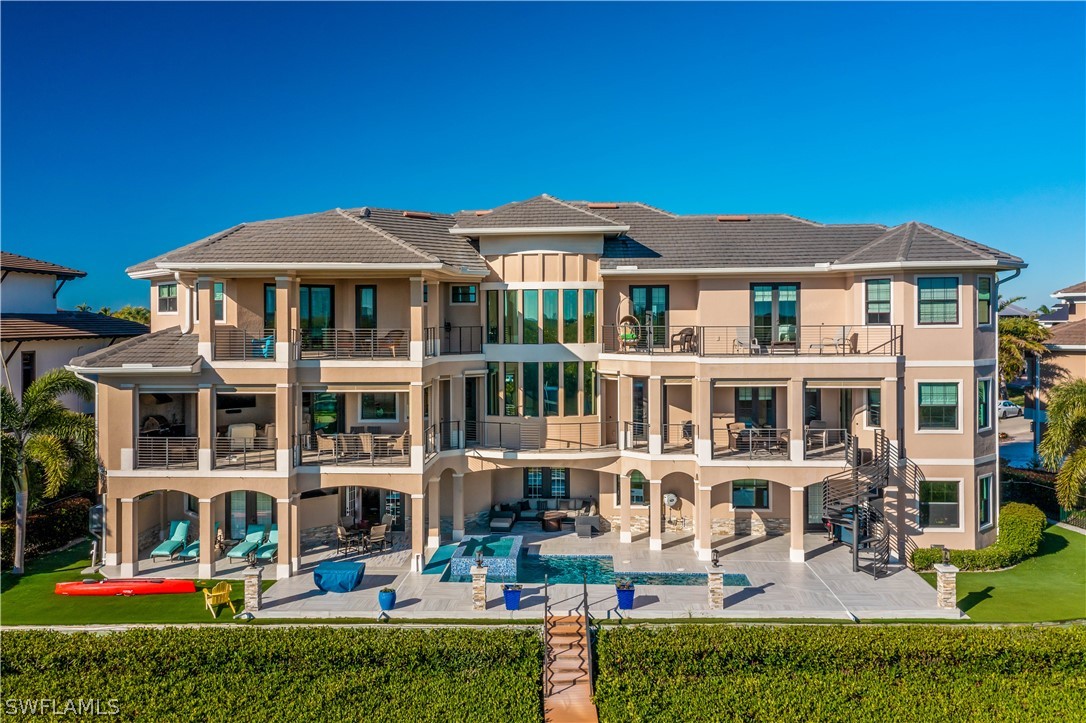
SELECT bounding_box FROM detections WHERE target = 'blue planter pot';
[616,587,635,610]
[378,590,396,611]
[503,587,523,611]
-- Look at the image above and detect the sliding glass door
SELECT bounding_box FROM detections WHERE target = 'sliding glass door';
[751,284,798,345]
[631,285,668,347]
[300,285,335,348]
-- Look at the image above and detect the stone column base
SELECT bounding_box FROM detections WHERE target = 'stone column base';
[707,569,725,610]
[243,567,263,612]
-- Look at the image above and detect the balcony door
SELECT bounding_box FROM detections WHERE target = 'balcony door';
[736,386,776,427]
[630,285,668,347]
[355,285,377,330]
[751,284,798,345]
[300,285,335,347]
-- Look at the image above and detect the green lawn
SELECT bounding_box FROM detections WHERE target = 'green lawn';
[920,525,1086,622]
[0,542,259,625]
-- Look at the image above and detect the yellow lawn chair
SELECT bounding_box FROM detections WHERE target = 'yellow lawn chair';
[203,581,236,618]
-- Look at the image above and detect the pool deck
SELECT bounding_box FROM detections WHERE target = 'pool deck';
[251,525,963,621]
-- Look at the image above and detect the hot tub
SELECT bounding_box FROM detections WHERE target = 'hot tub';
[448,534,523,581]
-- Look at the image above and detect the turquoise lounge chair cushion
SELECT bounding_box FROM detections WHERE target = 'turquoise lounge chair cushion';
[255,525,278,560]
[227,524,266,559]
[150,520,190,560]
[178,540,200,560]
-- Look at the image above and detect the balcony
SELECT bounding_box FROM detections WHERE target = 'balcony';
[295,432,412,466]
[465,421,617,452]
[424,326,483,357]
[135,437,199,469]
[214,436,277,470]
[299,328,409,360]
[213,327,277,361]
[602,324,902,356]
[711,424,791,460]
[662,422,697,454]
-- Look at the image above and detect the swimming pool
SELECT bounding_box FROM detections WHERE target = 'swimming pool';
[442,552,750,587]
[448,535,523,580]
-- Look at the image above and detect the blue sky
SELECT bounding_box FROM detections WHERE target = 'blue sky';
[3,2,1083,310]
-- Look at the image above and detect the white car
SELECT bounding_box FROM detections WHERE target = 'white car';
[997,400,1023,419]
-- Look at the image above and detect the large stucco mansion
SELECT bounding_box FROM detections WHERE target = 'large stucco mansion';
[71,194,1024,580]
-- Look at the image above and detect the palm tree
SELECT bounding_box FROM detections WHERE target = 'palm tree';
[74,302,92,312]
[1039,379,1086,509]
[998,315,1050,387]
[1,369,95,574]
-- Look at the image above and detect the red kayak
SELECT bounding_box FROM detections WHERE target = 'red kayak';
[55,578,197,596]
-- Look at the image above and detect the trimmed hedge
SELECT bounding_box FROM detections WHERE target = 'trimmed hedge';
[911,502,1047,571]
[1,627,543,722]
[0,497,91,569]
[595,625,1086,722]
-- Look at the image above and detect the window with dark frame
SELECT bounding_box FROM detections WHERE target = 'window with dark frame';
[917,277,959,325]
[583,362,596,415]
[920,481,959,528]
[20,351,35,393]
[504,290,519,344]
[582,289,597,343]
[979,475,993,528]
[563,362,578,417]
[158,283,178,313]
[732,479,769,509]
[977,277,993,326]
[263,284,276,329]
[523,362,539,417]
[504,363,518,416]
[486,291,499,344]
[523,290,539,344]
[867,389,881,427]
[451,285,477,304]
[213,282,225,322]
[865,278,891,325]
[542,290,559,343]
[356,285,377,330]
[978,378,991,430]
[918,382,958,430]
[562,289,578,343]
[486,362,499,416]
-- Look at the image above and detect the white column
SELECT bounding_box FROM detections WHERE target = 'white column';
[119,498,139,577]
[276,498,292,579]
[619,472,632,543]
[649,479,662,551]
[789,486,806,563]
[427,477,441,548]
[410,493,425,572]
[452,473,465,541]
[694,484,712,561]
[198,498,216,579]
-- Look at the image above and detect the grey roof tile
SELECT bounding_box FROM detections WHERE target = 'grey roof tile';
[1047,318,1086,346]
[1,312,146,341]
[1055,281,1086,295]
[1,251,86,279]
[451,195,627,230]
[69,327,199,369]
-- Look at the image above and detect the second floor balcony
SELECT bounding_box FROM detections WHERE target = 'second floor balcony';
[602,324,902,357]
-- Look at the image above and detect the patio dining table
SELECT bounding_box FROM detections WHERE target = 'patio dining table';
[313,560,366,593]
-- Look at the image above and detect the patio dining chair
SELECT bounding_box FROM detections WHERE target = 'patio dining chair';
[733,328,762,355]
[387,432,409,459]
[336,525,360,556]
[315,433,339,461]
[366,524,390,553]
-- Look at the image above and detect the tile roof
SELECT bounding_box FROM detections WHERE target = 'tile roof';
[1054,281,1086,295]
[128,208,488,275]
[0,312,147,342]
[998,303,1033,317]
[1039,306,1071,324]
[1047,318,1086,347]
[450,195,628,231]
[1,251,86,279]
[68,327,199,370]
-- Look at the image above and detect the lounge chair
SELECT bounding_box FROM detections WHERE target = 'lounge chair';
[575,515,599,539]
[255,524,278,561]
[150,520,190,562]
[227,524,267,559]
[178,522,220,561]
[204,581,236,618]
[250,334,275,359]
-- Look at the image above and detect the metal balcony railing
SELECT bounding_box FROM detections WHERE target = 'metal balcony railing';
[711,426,791,460]
[624,421,649,451]
[135,436,199,469]
[424,326,483,357]
[602,324,902,356]
[214,327,276,361]
[214,436,277,470]
[662,422,697,454]
[299,328,409,359]
[295,432,411,466]
[465,421,617,452]
[803,427,851,460]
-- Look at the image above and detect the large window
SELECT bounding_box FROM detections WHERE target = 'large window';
[752,283,798,343]
[550,468,568,499]
[451,285,477,304]
[542,290,559,343]
[158,283,178,313]
[583,289,597,343]
[263,284,276,329]
[918,382,959,430]
[504,363,518,416]
[526,468,544,498]
[977,277,993,326]
[978,378,992,431]
[865,279,891,325]
[920,481,959,529]
[563,289,578,343]
[917,277,959,325]
[355,285,377,329]
[736,387,776,427]
[523,290,539,344]
[563,362,578,416]
[504,290,519,344]
[631,285,668,347]
[300,285,335,331]
[359,393,398,422]
[486,291,500,344]
[486,362,500,416]
[978,475,994,529]
[543,362,559,416]
[523,362,539,417]
[867,389,882,428]
[733,479,769,509]
[583,362,596,415]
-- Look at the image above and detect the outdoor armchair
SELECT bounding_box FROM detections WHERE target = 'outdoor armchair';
[150,520,190,562]
[227,524,267,559]
[204,582,235,618]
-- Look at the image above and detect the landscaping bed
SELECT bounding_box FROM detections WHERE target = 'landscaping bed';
[1,627,543,722]
[594,625,1086,722]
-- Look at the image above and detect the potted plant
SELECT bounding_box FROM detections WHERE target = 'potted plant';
[615,578,635,610]
[378,587,397,611]
[502,583,523,611]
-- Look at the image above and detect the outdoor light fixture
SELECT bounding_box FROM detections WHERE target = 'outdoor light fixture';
[711,550,720,568]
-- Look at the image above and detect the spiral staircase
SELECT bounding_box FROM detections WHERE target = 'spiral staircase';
[821,430,892,579]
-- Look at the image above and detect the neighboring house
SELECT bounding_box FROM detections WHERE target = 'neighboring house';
[1026,317,1086,450]
[70,195,1024,580]
[1037,280,1085,327]
[1,251,147,413]
[998,302,1033,318]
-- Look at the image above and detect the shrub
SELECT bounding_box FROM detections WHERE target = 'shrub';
[911,502,1047,571]
[0,496,91,569]
[595,625,1086,722]
[1,627,543,722]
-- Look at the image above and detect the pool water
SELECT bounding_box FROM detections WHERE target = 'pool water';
[442,553,750,587]
[458,536,516,558]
